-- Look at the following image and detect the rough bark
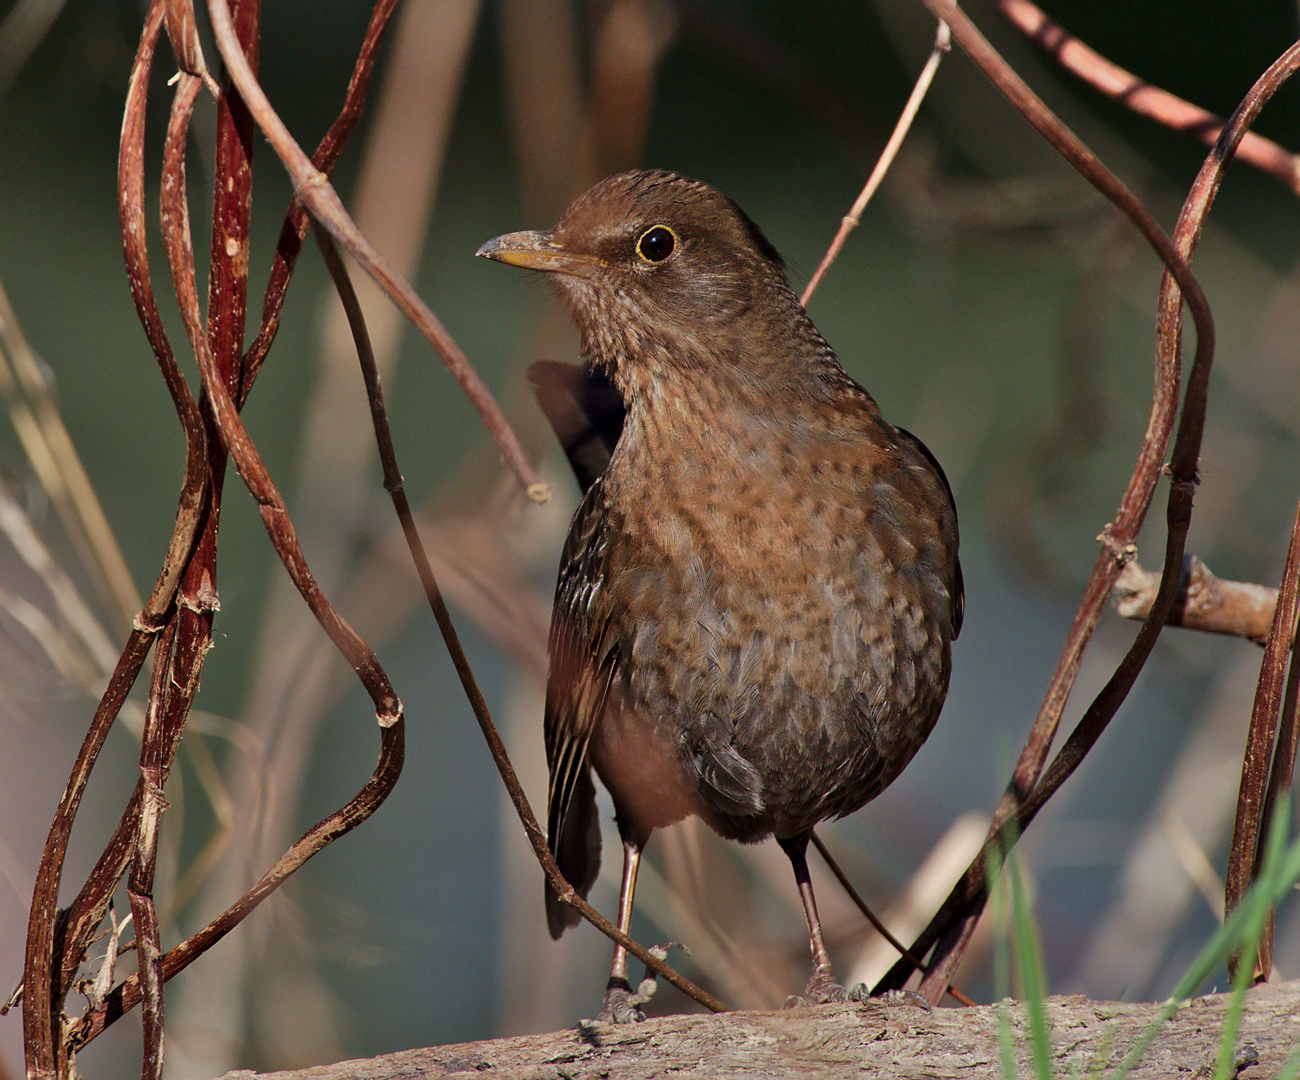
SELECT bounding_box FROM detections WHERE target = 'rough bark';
[221,980,1300,1079]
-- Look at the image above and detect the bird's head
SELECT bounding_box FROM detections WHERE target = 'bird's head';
[477,171,813,396]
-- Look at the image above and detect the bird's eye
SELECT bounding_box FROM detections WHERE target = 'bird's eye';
[636,225,677,263]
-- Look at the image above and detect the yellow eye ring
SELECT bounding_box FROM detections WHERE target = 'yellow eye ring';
[636,225,677,263]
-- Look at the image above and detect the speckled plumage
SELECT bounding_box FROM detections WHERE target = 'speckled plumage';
[480,170,962,1013]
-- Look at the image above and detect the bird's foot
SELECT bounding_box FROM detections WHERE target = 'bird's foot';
[782,980,933,1010]
[598,979,648,1024]
[783,969,867,1008]
[876,988,933,1011]
[594,942,687,1024]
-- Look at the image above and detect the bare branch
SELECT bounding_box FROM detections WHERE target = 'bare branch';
[996,0,1300,196]
[904,32,1300,1000]
[875,6,1300,1007]
[74,721,404,1046]
[1114,555,1280,645]
[205,0,548,501]
[800,19,950,307]
[1225,493,1300,975]
[310,222,726,1015]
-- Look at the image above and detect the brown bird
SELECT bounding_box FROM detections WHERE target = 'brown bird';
[478,171,962,1021]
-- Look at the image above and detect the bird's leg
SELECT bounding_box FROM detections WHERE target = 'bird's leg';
[778,833,852,1005]
[608,836,642,986]
[598,828,647,1023]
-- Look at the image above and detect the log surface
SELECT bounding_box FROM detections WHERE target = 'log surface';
[221,980,1300,1079]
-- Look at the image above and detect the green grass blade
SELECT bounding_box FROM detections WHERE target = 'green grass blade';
[1275,1040,1300,1080]
[1010,854,1054,1079]
[1108,801,1300,1080]
[990,845,1020,1080]
[1215,798,1292,1080]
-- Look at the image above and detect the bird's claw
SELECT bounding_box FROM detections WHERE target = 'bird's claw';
[785,980,930,1010]
[783,970,859,1007]
[877,988,933,1011]
[595,942,686,1024]
[598,980,648,1024]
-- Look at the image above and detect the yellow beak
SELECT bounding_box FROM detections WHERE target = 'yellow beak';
[475,230,605,275]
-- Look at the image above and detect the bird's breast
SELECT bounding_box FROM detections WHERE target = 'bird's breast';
[607,434,899,702]
[589,406,954,838]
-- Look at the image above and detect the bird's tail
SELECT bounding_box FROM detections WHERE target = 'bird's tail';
[545,762,602,938]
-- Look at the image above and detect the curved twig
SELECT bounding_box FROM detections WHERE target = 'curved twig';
[27,1,422,1068]
[800,20,950,307]
[119,5,209,628]
[1019,32,1300,879]
[921,0,1215,821]
[310,223,726,1014]
[53,0,220,1015]
[74,721,404,1045]
[75,19,413,1046]
[204,0,547,502]
[996,0,1300,196]
[240,0,400,399]
[880,25,1300,1003]
[20,6,211,1072]
[161,72,401,732]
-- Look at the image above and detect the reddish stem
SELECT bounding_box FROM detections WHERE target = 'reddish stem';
[996,0,1300,196]
[310,223,725,1013]
[205,0,548,501]
[1225,492,1300,979]
[241,0,400,399]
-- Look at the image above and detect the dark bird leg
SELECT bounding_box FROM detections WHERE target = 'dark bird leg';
[778,833,851,1005]
[599,825,648,1023]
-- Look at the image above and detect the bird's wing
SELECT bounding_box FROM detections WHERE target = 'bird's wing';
[543,478,619,936]
[895,426,964,639]
[527,360,625,496]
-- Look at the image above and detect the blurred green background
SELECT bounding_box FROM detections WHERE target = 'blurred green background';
[2,0,1299,1077]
